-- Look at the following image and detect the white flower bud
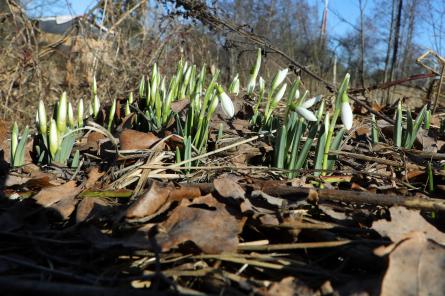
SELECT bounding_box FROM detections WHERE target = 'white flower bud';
[49,119,58,159]
[273,83,287,104]
[271,68,288,91]
[38,100,47,135]
[57,92,67,134]
[341,101,353,130]
[217,85,235,118]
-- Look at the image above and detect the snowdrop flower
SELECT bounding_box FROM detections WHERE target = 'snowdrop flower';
[301,95,322,109]
[56,92,67,134]
[295,107,317,121]
[259,76,265,93]
[247,48,262,94]
[271,68,288,91]
[11,122,18,158]
[37,100,47,135]
[217,85,235,118]
[229,74,240,95]
[273,83,287,104]
[291,95,321,122]
[208,95,219,115]
[341,96,353,130]
[68,102,75,128]
[49,119,58,159]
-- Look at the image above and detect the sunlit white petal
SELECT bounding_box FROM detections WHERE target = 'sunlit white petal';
[341,101,353,130]
[49,119,58,159]
[301,95,322,109]
[273,83,287,104]
[217,86,235,118]
[296,107,317,121]
[38,100,47,135]
[271,68,288,91]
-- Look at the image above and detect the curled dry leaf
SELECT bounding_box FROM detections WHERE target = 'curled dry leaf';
[126,181,171,219]
[214,176,245,199]
[213,176,252,213]
[372,206,445,244]
[87,131,106,148]
[154,194,243,254]
[119,129,161,150]
[85,166,105,189]
[126,181,201,220]
[33,181,82,220]
[379,232,445,296]
[76,197,110,224]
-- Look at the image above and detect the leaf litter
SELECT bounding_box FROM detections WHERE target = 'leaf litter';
[2,81,445,296]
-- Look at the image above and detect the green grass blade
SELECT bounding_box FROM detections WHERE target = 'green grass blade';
[394,102,402,147]
[13,126,29,167]
[327,128,346,170]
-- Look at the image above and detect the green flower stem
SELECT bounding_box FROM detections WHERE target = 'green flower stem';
[322,108,340,175]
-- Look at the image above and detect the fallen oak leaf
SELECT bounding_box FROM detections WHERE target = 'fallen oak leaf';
[33,181,82,220]
[372,206,445,244]
[378,232,445,296]
[125,181,171,219]
[119,129,161,150]
[84,167,105,189]
[154,194,244,254]
[125,182,201,220]
[213,176,253,213]
[76,196,110,224]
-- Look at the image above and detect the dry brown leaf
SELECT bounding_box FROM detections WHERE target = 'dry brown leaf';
[214,176,253,213]
[76,197,110,223]
[259,277,314,296]
[214,176,245,199]
[33,181,82,220]
[125,181,171,219]
[86,131,106,150]
[380,232,445,296]
[372,206,445,244]
[119,129,160,150]
[170,99,190,113]
[154,194,243,254]
[85,167,105,189]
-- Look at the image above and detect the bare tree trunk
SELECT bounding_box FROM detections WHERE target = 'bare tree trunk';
[383,0,396,83]
[401,0,417,76]
[358,0,366,88]
[389,0,403,82]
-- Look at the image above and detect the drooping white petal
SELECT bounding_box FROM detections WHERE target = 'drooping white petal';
[273,83,287,104]
[295,107,317,121]
[341,101,353,130]
[217,86,235,118]
[301,95,322,109]
[271,68,288,91]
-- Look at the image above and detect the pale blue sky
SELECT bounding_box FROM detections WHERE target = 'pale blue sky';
[25,0,443,54]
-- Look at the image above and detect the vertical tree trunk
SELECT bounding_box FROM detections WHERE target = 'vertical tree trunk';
[389,0,403,83]
[358,0,366,88]
[401,0,417,76]
[383,0,396,83]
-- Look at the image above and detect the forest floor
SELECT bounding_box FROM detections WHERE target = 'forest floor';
[1,87,445,296]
